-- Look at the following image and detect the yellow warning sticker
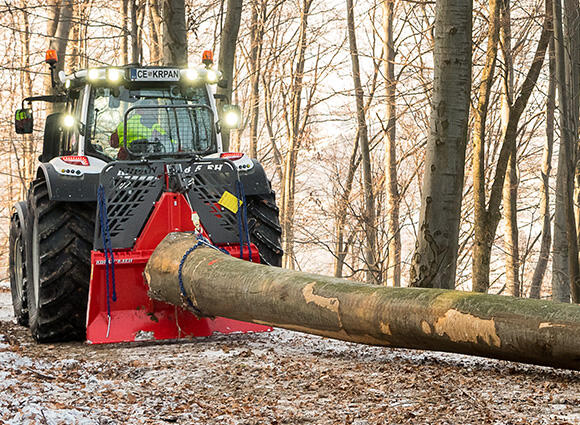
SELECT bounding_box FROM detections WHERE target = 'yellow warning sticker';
[218,190,242,213]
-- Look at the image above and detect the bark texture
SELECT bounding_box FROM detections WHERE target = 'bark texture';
[410,0,472,289]
[217,0,243,151]
[346,0,378,283]
[530,37,555,299]
[162,0,187,66]
[145,233,580,370]
[383,0,401,287]
[472,0,501,293]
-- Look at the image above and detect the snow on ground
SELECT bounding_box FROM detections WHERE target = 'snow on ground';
[0,285,579,424]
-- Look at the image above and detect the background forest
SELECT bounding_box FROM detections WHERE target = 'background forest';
[0,0,578,303]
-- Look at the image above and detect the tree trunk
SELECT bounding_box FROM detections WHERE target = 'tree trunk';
[248,0,265,159]
[66,0,81,71]
[500,0,520,297]
[130,0,141,64]
[472,0,501,293]
[410,0,473,289]
[148,0,163,65]
[530,36,555,299]
[121,0,129,65]
[334,134,360,278]
[280,0,313,270]
[473,5,551,293]
[504,151,520,297]
[162,0,187,66]
[383,0,400,287]
[564,0,580,303]
[346,0,379,284]
[217,0,243,151]
[552,0,580,302]
[144,232,580,370]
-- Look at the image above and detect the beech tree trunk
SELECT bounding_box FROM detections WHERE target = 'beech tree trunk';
[346,0,379,283]
[162,0,187,66]
[144,233,580,370]
[148,0,163,65]
[383,0,401,287]
[552,0,580,303]
[217,0,243,151]
[530,36,555,299]
[410,0,472,289]
[472,0,500,293]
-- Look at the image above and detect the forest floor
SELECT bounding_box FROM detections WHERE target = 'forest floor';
[0,285,579,424]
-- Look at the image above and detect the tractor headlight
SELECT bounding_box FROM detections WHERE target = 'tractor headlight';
[107,68,123,83]
[64,79,71,89]
[62,114,75,129]
[222,105,241,129]
[184,68,199,81]
[87,68,101,81]
[206,69,219,84]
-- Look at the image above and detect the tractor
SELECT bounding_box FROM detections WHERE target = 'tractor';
[9,50,282,344]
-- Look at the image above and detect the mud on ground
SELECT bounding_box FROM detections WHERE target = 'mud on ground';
[0,289,579,424]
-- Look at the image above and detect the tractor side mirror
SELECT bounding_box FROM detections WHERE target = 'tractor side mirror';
[15,108,33,134]
[221,104,241,129]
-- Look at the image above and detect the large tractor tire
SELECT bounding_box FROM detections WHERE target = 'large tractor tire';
[246,191,283,267]
[9,206,29,326]
[26,180,95,342]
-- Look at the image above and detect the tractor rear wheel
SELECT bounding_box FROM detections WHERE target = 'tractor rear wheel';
[9,209,28,326]
[26,180,95,342]
[246,191,283,267]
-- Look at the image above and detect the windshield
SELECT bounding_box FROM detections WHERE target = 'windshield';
[86,85,215,160]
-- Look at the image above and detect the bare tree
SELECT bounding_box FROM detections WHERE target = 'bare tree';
[530,35,555,299]
[383,0,400,287]
[346,0,379,283]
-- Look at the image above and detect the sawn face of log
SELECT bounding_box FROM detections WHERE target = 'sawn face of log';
[145,233,580,370]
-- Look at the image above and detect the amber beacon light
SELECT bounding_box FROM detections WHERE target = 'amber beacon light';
[45,49,58,65]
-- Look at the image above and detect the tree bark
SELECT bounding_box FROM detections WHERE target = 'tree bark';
[504,151,520,297]
[334,134,360,278]
[280,0,313,270]
[552,0,580,302]
[346,0,379,283]
[248,0,266,160]
[410,0,472,289]
[530,36,555,299]
[217,0,243,151]
[500,0,520,298]
[473,5,550,293]
[148,0,163,65]
[472,0,501,293]
[144,232,580,370]
[121,0,129,65]
[162,0,187,66]
[130,0,142,64]
[383,0,401,287]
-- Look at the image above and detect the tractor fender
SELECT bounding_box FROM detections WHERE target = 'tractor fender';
[238,160,272,196]
[36,163,100,202]
[11,201,29,236]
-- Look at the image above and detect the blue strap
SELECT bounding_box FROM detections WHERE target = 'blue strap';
[97,185,117,321]
[178,234,229,315]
